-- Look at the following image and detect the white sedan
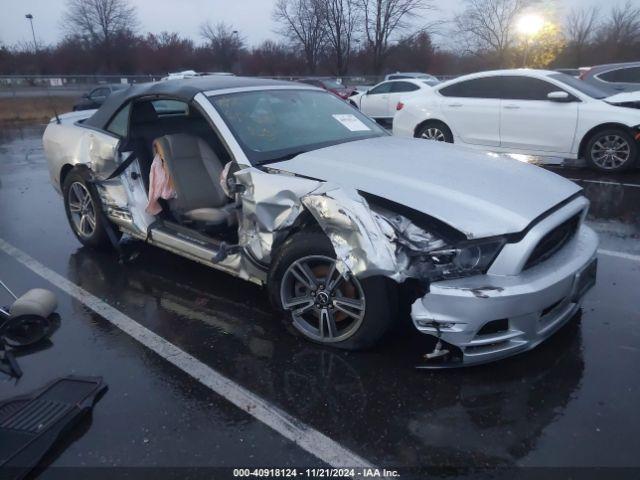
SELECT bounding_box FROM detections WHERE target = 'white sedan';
[349,78,434,126]
[393,69,640,172]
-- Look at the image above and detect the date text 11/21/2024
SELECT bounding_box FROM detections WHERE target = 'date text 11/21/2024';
[232,468,400,477]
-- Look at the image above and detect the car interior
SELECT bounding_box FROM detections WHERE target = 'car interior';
[122,98,239,243]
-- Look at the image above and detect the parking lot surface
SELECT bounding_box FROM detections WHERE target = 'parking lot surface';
[1,124,639,477]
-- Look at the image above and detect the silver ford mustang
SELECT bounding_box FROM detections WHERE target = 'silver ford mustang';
[42,76,599,366]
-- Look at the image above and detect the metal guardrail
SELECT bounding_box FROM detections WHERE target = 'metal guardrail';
[0,74,162,86]
[0,73,460,98]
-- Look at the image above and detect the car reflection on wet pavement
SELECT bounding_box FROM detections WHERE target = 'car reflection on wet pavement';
[1,124,639,476]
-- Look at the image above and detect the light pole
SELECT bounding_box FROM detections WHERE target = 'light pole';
[516,13,544,67]
[25,13,37,53]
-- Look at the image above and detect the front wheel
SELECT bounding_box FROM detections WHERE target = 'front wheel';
[585,128,637,172]
[415,121,453,143]
[62,168,119,249]
[268,231,396,350]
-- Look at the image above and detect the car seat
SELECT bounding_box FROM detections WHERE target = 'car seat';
[154,134,236,229]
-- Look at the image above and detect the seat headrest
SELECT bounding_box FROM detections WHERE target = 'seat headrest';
[131,101,158,124]
[157,133,205,161]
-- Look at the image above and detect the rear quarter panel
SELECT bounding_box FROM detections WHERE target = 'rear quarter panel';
[392,96,443,138]
[42,120,92,193]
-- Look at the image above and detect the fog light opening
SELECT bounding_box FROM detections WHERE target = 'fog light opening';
[477,318,509,336]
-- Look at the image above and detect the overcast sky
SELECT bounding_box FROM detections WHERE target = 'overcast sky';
[0,0,632,48]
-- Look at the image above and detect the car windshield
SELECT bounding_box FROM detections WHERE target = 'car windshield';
[549,73,614,99]
[208,89,387,164]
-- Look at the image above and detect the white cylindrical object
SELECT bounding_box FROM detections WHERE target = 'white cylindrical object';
[10,289,58,319]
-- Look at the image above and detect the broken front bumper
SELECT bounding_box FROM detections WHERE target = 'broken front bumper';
[411,225,598,366]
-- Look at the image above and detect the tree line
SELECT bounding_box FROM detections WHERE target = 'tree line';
[1,0,639,78]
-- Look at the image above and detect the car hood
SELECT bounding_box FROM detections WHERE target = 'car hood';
[604,91,640,103]
[273,137,582,239]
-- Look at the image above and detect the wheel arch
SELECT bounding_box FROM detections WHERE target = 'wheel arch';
[59,163,75,189]
[578,123,637,159]
[413,118,452,138]
[60,163,92,189]
[270,208,323,257]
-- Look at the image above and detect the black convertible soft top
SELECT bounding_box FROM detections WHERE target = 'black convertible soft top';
[84,76,306,129]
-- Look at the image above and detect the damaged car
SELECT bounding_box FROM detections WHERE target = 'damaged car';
[42,76,599,365]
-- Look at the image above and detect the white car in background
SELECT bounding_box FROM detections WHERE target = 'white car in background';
[349,79,434,126]
[384,72,440,86]
[393,69,640,172]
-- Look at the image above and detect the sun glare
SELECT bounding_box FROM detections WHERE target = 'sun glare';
[517,13,545,37]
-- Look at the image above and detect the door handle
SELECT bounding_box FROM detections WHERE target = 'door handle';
[504,104,520,110]
[448,103,463,107]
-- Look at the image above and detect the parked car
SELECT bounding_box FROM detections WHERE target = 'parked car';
[393,69,640,172]
[384,72,440,86]
[297,78,355,100]
[73,84,127,111]
[42,76,598,366]
[161,70,235,81]
[349,79,435,126]
[580,62,640,93]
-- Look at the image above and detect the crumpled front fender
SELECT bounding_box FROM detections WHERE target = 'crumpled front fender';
[300,185,402,280]
[234,167,411,283]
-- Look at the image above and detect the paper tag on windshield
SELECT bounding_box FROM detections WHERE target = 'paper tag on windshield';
[332,114,370,132]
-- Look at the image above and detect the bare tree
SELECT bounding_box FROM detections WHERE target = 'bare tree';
[359,0,432,74]
[199,21,245,71]
[321,0,359,75]
[273,0,326,73]
[597,1,640,60]
[565,6,599,65]
[453,0,533,68]
[62,0,138,45]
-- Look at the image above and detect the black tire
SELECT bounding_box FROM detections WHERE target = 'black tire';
[415,120,453,143]
[268,231,397,350]
[62,168,119,249]
[349,100,359,109]
[584,128,637,172]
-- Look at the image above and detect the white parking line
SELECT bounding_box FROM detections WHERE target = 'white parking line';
[0,238,375,470]
[598,248,640,263]
[568,178,640,189]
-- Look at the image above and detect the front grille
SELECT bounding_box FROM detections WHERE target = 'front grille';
[524,214,581,270]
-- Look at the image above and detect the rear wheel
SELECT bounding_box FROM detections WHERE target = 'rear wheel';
[585,128,637,172]
[268,231,396,350]
[416,121,453,143]
[62,169,119,249]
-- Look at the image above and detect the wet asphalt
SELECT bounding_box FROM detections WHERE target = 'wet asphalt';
[0,124,639,478]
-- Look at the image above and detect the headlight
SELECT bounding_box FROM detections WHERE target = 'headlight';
[425,238,506,281]
[369,203,505,282]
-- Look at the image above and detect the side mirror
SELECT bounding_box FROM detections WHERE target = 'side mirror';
[547,91,572,102]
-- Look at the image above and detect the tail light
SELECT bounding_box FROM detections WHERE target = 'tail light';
[396,102,404,111]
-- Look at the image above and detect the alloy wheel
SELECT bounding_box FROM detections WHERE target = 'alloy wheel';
[280,255,366,343]
[421,127,446,142]
[591,134,631,170]
[67,182,97,238]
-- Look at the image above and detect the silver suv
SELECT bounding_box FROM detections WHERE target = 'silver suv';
[580,62,640,93]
